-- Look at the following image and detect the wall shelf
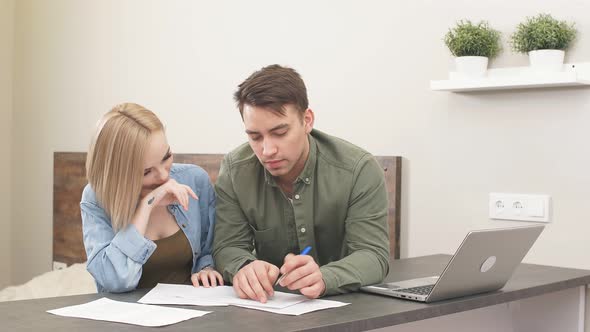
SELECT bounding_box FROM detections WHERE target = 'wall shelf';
[431,62,590,92]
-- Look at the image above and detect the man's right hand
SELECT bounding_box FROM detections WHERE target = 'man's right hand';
[232,260,279,303]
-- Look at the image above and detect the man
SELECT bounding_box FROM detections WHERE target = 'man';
[213,64,389,302]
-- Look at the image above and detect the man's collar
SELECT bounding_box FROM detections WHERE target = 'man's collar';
[263,133,317,186]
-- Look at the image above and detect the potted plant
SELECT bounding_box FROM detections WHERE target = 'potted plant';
[444,20,501,78]
[510,13,577,72]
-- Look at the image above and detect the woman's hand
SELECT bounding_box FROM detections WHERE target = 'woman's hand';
[144,179,198,211]
[133,179,199,235]
[191,267,224,288]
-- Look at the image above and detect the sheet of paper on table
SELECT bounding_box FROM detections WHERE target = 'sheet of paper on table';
[138,284,307,308]
[138,284,349,315]
[235,298,350,315]
[47,297,210,327]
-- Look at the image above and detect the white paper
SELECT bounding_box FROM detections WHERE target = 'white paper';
[139,284,307,309]
[236,299,350,315]
[138,284,350,315]
[137,283,227,307]
[47,297,210,327]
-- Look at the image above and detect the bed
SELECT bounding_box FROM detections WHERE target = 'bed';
[0,152,402,301]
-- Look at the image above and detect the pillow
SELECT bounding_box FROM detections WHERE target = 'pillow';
[0,262,96,302]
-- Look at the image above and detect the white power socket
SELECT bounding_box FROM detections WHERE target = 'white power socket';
[53,261,67,271]
[489,193,550,223]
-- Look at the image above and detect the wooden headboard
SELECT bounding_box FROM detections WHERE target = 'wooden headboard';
[53,152,402,266]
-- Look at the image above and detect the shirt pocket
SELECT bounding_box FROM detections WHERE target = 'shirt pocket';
[248,224,286,266]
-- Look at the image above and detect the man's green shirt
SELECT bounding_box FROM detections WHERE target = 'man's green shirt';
[213,129,389,295]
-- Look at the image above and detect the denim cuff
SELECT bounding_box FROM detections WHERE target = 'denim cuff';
[111,224,156,264]
[196,254,214,272]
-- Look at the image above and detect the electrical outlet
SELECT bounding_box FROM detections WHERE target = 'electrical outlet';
[489,193,550,222]
[53,261,67,271]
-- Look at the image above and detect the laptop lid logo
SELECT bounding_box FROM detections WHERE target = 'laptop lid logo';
[480,256,497,273]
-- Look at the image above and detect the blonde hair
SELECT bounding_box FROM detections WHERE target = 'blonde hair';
[86,103,164,231]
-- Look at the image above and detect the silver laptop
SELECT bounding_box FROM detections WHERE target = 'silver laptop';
[361,225,544,303]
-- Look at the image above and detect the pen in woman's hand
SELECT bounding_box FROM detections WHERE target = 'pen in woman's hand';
[274,246,312,286]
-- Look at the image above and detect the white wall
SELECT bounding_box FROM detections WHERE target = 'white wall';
[0,0,14,289]
[10,0,590,285]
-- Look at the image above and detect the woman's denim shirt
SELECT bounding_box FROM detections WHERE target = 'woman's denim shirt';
[80,163,216,293]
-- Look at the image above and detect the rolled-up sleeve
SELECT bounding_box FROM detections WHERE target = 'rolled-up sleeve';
[195,177,216,273]
[81,197,156,293]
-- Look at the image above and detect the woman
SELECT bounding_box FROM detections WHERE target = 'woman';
[81,103,222,292]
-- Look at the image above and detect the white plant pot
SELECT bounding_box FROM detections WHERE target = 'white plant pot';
[528,50,565,72]
[455,56,489,78]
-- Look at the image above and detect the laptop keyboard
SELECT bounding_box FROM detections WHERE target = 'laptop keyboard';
[398,284,435,296]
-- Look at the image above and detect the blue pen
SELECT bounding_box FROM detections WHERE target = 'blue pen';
[299,246,313,256]
[274,246,312,286]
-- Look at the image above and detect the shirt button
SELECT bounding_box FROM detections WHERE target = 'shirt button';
[300,227,306,233]
[294,194,300,200]
[304,178,310,184]
[182,224,186,228]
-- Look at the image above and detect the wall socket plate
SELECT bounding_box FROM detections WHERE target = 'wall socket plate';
[489,193,550,223]
[53,261,67,271]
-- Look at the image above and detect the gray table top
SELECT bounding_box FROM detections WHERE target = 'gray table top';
[3,254,590,332]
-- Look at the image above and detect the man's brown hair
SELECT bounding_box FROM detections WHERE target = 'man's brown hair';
[234,64,309,117]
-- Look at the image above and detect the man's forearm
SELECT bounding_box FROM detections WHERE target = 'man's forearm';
[320,248,389,296]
